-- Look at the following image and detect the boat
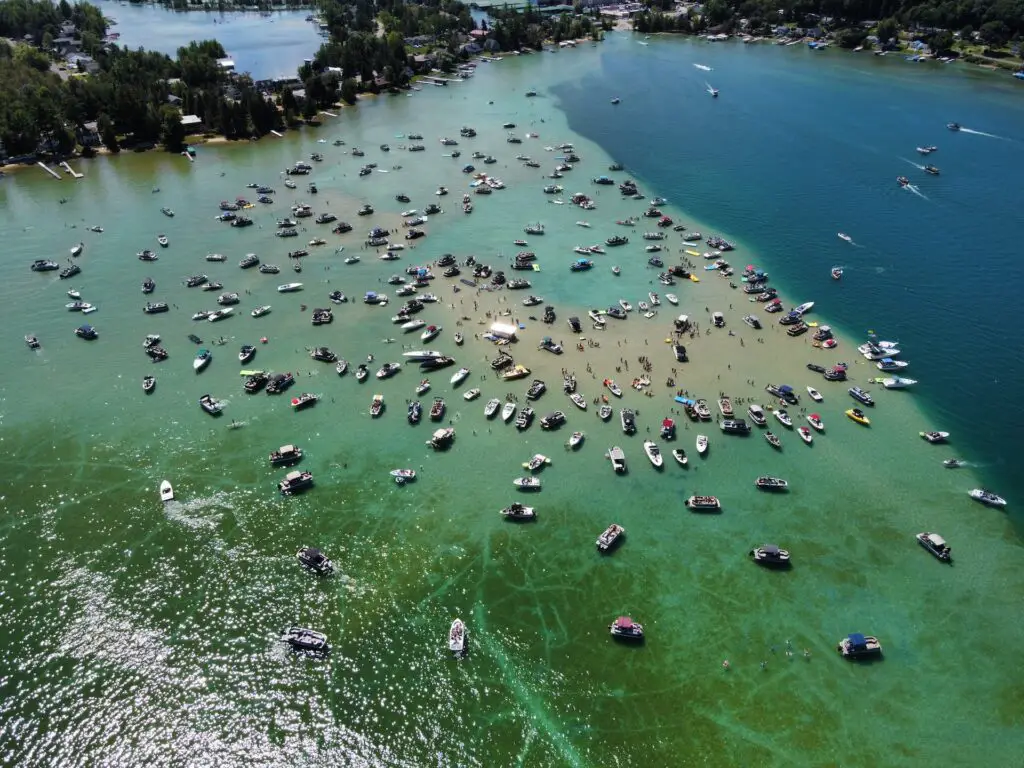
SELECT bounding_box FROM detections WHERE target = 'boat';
[25,335,41,349]
[806,386,823,402]
[159,480,174,502]
[696,434,708,455]
[755,476,788,491]
[522,454,551,472]
[30,259,59,272]
[296,546,334,574]
[848,387,874,406]
[943,458,965,469]
[846,408,871,426]
[450,367,470,386]
[596,523,625,552]
[774,409,793,428]
[618,299,632,312]
[897,176,910,187]
[750,544,791,566]
[882,376,917,389]
[251,305,271,318]
[501,364,531,381]
[500,503,536,521]
[604,379,623,398]
[454,332,464,345]
[924,164,940,175]
[198,393,224,415]
[193,348,212,372]
[920,431,949,444]
[837,633,882,659]
[290,393,319,410]
[269,444,303,466]
[513,476,542,491]
[74,323,98,340]
[239,345,256,364]
[609,616,644,642]
[947,122,960,131]
[370,394,384,417]
[831,266,844,280]
[685,495,720,511]
[807,413,825,431]
[407,400,422,424]
[449,619,466,654]
[718,396,734,417]
[483,398,501,419]
[59,263,81,279]
[620,408,636,434]
[281,626,329,653]
[390,469,417,486]
[421,325,442,342]
[916,532,952,562]
[968,488,1006,507]
[719,419,751,435]
[429,397,446,420]
[764,431,782,449]
[665,293,678,305]
[797,426,814,444]
[140,374,156,393]
[608,446,627,473]
[642,440,663,468]
[747,404,767,426]
[376,362,401,379]
[876,358,908,372]
[207,308,233,323]
[497,400,515,422]
[278,282,303,293]
[157,234,169,247]
[70,242,84,257]
[793,301,814,316]
[463,388,481,401]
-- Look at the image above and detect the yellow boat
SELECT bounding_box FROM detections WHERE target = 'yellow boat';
[685,249,700,257]
[845,408,870,426]
[689,274,700,283]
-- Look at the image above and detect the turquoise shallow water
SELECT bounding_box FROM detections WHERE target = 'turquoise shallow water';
[2,33,1023,766]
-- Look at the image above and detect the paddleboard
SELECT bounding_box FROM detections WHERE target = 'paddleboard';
[689,275,700,283]
[239,369,266,376]
[685,249,700,257]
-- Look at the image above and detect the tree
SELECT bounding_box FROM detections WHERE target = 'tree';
[929,30,954,55]
[159,106,185,152]
[97,112,119,152]
[340,77,358,105]
[979,20,1010,47]
[876,18,898,47]
[958,25,974,44]
[281,87,298,113]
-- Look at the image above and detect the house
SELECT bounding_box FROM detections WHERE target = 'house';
[180,114,203,130]
[78,121,100,147]
[216,57,235,71]
[460,43,483,55]
[67,54,99,74]
[52,36,81,54]
[167,94,183,106]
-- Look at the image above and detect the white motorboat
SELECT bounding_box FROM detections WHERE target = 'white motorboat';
[618,299,632,312]
[665,293,678,305]
[567,431,584,449]
[807,413,825,431]
[450,367,470,386]
[278,282,304,293]
[513,476,542,490]
[522,454,551,472]
[569,392,587,410]
[774,409,793,428]
[793,301,814,315]
[208,308,233,322]
[193,348,212,372]
[449,618,466,653]
[403,350,443,361]
[806,386,823,402]
[920,431,950,444]
[642,440,664,468]
[401,318,426,332]
[968,489,1006,508]
[501,503,536,521]
[251,305,271,318]
[696,434,708,455]
[484,398,501,418]
[463,388,481,401]
[159,480,174,502]
[798,426,814,444]
[672,448,688,466]
[421,325,442,342]
[883,376,917,389]
[501,401,517,422]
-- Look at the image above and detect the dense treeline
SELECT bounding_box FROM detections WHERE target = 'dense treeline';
[486,4,605,50]
[635,0,1023,46]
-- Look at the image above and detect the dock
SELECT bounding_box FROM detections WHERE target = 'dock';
[270,130,284,137]
[37,162,62,180]
[59,161,84,178]
[421,76,462,86]
[319,110,338,118]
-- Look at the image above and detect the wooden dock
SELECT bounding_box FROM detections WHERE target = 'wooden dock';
[37,162,62,180]
[59,161,84,178]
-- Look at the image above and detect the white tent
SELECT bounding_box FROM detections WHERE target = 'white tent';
[489,322,518,339]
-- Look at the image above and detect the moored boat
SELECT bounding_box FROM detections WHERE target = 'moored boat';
[596,523,625,552]
[696,434,708,455]
[608,616,644,642]
[685,495,720,511]
[837,633,882,659]
[500,503,536,521]
[968,488,1006,507]
[916,532,951,562]
[920,431,949,444]
[755,476,788,491]
[797,426,813,444]
[193,348,212,372]
[764,431,782,449]
[282,626,329,653]
[642,440,663,468]
[449,619,466,654]
[296,546,334,574]
[270,444,303,466]
[846,408,870,426]
[750,544,791,566]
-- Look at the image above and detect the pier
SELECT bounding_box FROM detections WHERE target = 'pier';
[59,161,84,178]
[37,162,62,180]
[319,110,338,118]
[270,130,284,137]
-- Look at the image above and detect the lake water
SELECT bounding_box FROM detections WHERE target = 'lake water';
[95,0,324,80]
[1,30,1022,767]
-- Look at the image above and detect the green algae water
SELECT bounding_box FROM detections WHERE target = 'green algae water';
[2,33,1023,766]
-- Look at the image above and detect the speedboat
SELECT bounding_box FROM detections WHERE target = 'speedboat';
[642,440,663,468]
[846,408,870,426]
[608,616,644,641]
[793,301,814,315]
[159,480,174,502]
[774,409,793,428]
[806,386,823,402]
[599,404,613,421]
[390,469,417,486]
[484,398,501,418]
[500,503,536,521]
[513,476,542,490]
[969,488,1006,507]
[198,393,224,415]
[251,305,271,318]
[672,448,687,466]
[755,476,789,491]
[947,122,960,131]
[665,293,678,305]
[421,325,441,342]
[837,634,882,659]
[290,393,319,410]
[369,394,384,417]
[569,392,587,410]
[876,358,908,371]
[848,387,874,406]
[685,495,720,511]
[449,619,466,654]
[450,367,470,386]
[501,401,517,422]
[807,413,825,431]
[567,431,584,449]
[943,458,965,469]
[604,379,623,398]
[764,431,782,449]
[797,426,813,444]
[696,434,708,455]
[897,176,910,187]
[282,626,329,653]
[831,266,844,280]
[278,282,303,293]
[193,348,212,372]
[916,532,951,562]
[522,454,550,472]
[750,544,791,566]
[883,376,917,389]
[296,546,334,574]
[920,431,949,444]
[239,345,256,364]
[463,388,481,401]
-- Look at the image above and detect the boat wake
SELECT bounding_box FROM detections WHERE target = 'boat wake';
[959,127,1003,139]
[902,158,926,170]
[902,183,928,200]
[693,63,712,71]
